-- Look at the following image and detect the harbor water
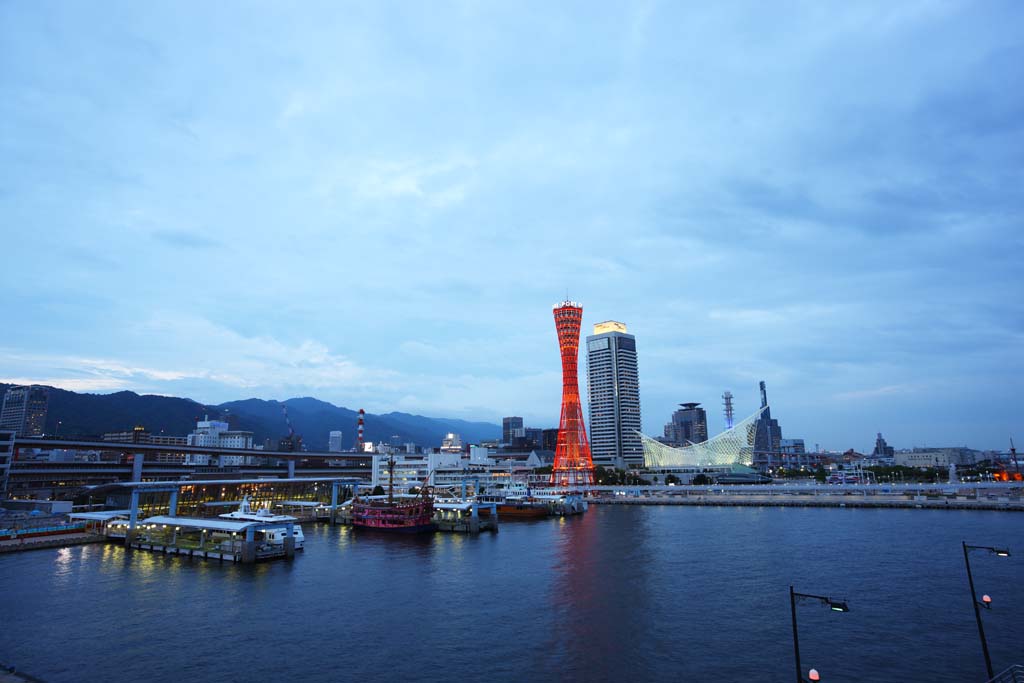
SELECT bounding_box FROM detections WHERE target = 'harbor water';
[1,505,1022,682]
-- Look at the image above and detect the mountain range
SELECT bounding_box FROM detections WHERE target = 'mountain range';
[0,384,500,450]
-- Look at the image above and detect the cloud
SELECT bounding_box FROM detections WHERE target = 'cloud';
[1,2,1021,449]
[833,384,919,401]
[151,229,222,249]
[0,376,131,393]
[315,156,477,208]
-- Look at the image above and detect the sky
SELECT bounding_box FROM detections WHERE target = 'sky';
[1,2,1022,452]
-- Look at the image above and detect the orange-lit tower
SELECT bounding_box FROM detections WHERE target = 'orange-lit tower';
[551,300,595,487]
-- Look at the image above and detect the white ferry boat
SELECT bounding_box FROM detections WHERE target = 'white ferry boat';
[219,496,304,549]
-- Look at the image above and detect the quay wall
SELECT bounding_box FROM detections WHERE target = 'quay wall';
[0,533,105,554]
[590,495,1024,511]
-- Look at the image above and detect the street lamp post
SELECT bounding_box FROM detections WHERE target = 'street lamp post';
[962,542,1010,679]
[790,586,849,683]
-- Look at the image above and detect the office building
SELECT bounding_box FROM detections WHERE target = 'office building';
[502,417,524,445]
[894,448,977,468]
[0,385,49,437]
[186,416,255,466]
[872,433,895,458]
[753,381,783,469]
[663,403,708,447]
[541,428,560,452]
[779,438,805,455]
[102,426,187,446]
[586,320,643,470]
[0,429,13,496]
[328,430,344,452]
[441,433,463,453]
[753,381,782,453]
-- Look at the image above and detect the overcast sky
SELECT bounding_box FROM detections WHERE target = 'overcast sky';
[1,2,1021,451]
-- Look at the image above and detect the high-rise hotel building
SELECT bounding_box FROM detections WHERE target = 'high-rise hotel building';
[0,385,49,437]
[586,321,643,470]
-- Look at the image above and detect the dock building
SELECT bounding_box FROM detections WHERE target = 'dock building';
[371,450,552,496]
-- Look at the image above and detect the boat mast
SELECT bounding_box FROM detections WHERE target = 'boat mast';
[387,456,395,504]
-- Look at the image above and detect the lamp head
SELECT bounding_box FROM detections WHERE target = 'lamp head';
[808,669,821,682]
[828,600,850,613]
[982,594,992,608]
[995,549,1010,557]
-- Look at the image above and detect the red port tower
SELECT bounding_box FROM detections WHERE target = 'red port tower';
[551,300,595,487]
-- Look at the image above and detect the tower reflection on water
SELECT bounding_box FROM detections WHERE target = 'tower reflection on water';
[543,509,658,680]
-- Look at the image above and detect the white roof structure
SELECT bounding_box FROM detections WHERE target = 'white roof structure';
[138,515,295,532]
[68,510,131,521]
[111,477,361,490]
[640,406,766,468]
[434,501,473,511]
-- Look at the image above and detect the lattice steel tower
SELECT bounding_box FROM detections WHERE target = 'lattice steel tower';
[552,300,595,487]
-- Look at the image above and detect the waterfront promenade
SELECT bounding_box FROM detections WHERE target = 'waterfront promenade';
[589,482,1024,511]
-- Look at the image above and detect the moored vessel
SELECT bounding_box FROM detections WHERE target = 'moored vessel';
[351,457,435,533]
[219,496,305,549]
[477,481,553,519]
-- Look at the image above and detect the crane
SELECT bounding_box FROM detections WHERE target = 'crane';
[280,405,302,452]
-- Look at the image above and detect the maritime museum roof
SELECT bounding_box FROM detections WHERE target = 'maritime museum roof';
[640,406,767,468]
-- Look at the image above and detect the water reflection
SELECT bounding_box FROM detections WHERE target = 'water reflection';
[2,509,1023,683]
[542,508,657,680]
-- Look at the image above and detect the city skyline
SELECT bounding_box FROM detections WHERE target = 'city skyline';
[2,3,1022,451]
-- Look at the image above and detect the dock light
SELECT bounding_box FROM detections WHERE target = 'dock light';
[963,541,1013,679]
[790,587,848,683]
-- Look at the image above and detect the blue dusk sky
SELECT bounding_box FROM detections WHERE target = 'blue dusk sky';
[1,2,1021,452]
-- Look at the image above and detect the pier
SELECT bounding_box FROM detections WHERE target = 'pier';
[72,477,361,562]
[433,501,499,533]
[109,515,300,562]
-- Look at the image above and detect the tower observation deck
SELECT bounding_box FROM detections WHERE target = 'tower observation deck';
[551,301,595,487]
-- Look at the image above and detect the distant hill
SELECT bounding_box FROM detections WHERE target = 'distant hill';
[0,384,500,450]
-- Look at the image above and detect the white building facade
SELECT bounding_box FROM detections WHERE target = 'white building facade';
[586,321,643,470]
[328,431,344,452]
[185,418,255,466]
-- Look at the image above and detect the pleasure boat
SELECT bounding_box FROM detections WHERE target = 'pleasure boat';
[219,496,304,549]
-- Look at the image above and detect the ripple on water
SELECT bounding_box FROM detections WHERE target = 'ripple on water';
[0,507,1021,683]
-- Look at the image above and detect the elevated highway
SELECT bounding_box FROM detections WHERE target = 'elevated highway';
[6,437,372,500]
[12,437,371,462]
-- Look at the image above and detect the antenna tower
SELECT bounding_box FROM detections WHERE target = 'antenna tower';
[722,391,735,430]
